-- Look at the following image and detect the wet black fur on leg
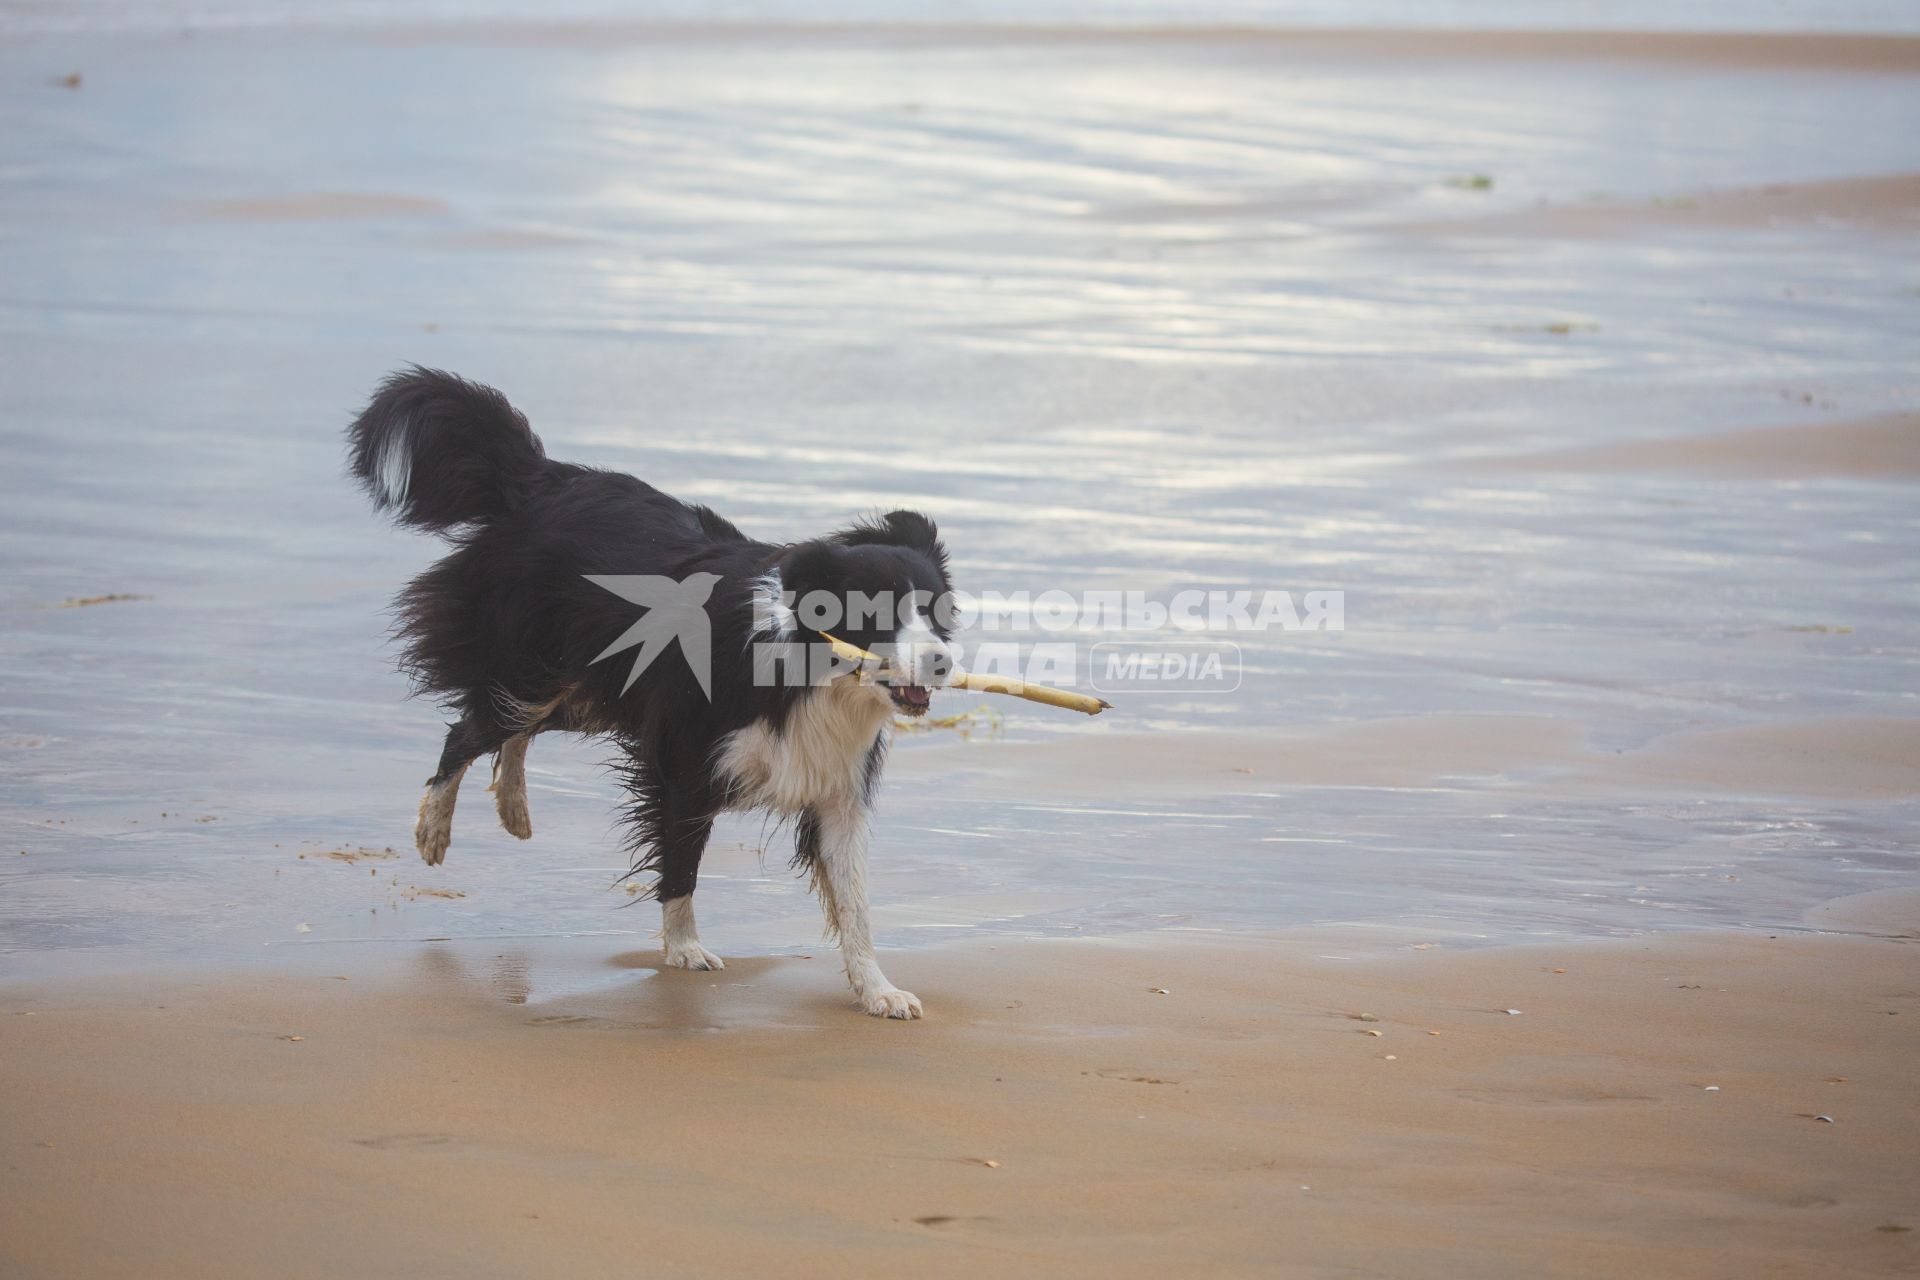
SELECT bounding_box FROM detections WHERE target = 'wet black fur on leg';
[429,716,512,787]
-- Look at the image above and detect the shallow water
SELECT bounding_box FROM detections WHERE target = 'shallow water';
[2,16,1917,973]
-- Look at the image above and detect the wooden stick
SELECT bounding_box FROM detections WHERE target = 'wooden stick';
[822,633,1112,717]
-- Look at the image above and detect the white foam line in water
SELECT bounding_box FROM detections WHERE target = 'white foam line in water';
[1011,804,1259,820]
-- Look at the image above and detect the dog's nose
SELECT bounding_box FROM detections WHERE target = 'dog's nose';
[884,635,954,687]
[912,641,956,686]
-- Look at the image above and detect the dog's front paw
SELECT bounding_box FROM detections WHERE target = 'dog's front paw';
[860,987,924,1020]
[663,940,726,971]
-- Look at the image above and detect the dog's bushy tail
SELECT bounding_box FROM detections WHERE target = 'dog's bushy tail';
[347,366,548,534]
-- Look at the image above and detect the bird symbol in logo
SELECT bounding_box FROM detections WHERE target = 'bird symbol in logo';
[584,573,721,699]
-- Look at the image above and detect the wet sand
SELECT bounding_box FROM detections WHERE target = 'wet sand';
[1397,172,1920,238]
[371,23,1920,73]
[4,908,1917,1280]
[1480,412,1920,481]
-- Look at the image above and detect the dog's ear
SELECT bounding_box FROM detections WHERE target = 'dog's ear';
[837,510,947,576]
[778,540,848,634]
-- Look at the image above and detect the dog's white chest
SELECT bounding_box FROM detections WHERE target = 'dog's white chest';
[716,680,891,814]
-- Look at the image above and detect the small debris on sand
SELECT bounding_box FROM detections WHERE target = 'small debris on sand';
[41,593,147,609]
[311,846,398,864]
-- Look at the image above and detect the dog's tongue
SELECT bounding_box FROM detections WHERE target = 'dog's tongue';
[893,684,931,710]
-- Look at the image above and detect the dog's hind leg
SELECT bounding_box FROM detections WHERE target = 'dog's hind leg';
[489,733,533,840]
[416,717,507,866]
[415,764,466,867]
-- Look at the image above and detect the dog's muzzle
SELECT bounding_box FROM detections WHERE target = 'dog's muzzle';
[887,683,933,717]
[879,631,953,718]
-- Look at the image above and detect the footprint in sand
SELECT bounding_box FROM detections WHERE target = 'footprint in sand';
[353,1133,460,1151]
[1454,1086,1658,1107]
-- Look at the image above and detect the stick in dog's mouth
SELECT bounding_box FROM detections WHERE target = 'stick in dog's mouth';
[822,632,1110,717]
[825,633,936,717]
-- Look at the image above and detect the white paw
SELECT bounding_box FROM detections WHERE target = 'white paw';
[663,941,726,971]
[861,987,924,1020]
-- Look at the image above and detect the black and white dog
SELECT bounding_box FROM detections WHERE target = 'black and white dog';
[348,367,956,1018]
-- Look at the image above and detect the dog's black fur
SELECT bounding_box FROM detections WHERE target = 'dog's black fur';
[348,367,953,1014]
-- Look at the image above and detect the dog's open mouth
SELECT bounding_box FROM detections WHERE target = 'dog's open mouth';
[887,684,932,717]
